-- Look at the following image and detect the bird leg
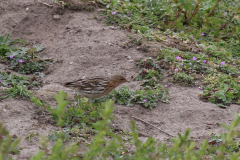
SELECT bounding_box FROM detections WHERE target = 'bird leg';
[88,98,94,110]
[82,97,85,108]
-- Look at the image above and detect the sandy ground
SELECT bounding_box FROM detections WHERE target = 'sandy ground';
[0,0,239,159]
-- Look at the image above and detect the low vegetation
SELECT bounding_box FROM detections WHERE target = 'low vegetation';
[1,92,240,159]
[1,0,240,159]
[99,0,240,108]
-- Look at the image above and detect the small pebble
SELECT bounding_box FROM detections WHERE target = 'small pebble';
[53,15,61,20]
[26,7,29,11]
[65,25,72,29]
[69,62,73,65]
[128,44,133,48]
[109,26,116,30]
[127,56,131,59]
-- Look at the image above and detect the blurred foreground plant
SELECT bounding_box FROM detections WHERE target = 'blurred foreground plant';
[2,91,240,159]
[0,123,20,160]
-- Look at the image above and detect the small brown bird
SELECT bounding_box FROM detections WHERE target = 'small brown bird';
[62,75,129,110]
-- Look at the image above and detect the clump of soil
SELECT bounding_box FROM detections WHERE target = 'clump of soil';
[59,0,104,10]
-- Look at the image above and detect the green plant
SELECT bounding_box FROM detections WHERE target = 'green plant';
[48,131,71,142]
[97,0,240,109]
[228,138,240,152]
[31,101,240,159]
[131,85,169,109]
[174,71,195,86]
[93,85,169,109]
[25,131,39,142]
[0,122,21,159]
[103,0,240,47]
[31,91,102,144]
[0,35,52,74]
[135,57,163,86]
[200,81,240,108]
[0,71,30,86]
[112,86,133,105]
[136,57,161,70]
[0,83,33,100]
[135,69,162,86]
[2,91,240,159]
[30,91,80,160]
[209,133,223,144]
[30,136,79,160]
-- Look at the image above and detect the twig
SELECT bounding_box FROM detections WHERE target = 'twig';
[204,122,215,125]
[207,0,220,17]
[55,1,65,8]
[30,58,53,62]
[37,0,53,7]
[131,116,174,137]
[96,9,105,12]
[219,12,236,30]
[132,73,140,81]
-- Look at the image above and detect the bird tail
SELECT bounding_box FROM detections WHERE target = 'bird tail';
[53,82,64,85]
[63,81,77,88]
[53,81,77,89]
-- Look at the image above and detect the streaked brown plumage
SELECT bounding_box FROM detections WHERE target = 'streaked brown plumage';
[62,75,128,109]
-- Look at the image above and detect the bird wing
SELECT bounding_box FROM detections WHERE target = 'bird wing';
[64,76,113,95]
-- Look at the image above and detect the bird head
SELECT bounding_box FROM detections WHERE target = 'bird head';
[109,75,129,86]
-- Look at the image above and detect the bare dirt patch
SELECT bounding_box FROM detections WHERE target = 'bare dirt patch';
[0,0,239,159]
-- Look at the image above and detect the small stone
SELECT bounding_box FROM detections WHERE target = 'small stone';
[129,60,134,62]
[127,56,131,59]
[69,62,73,65]
[89,46,92,49]
[65,25,72,29]
[109,26,116,30]
[128,44,133,48]
[26,7,29,11]
[53,15,61,20]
